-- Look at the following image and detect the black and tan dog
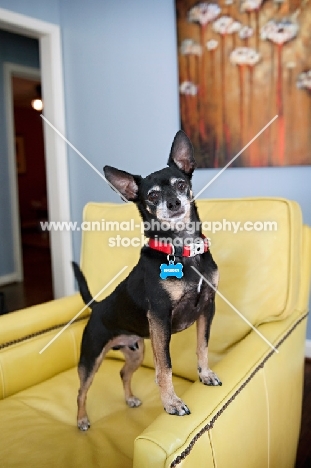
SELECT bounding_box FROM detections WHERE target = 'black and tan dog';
[73,130,221,431]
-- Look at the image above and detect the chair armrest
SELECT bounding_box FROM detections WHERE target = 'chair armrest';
[0,294,89,398]
[0,294,87,346]
[134,309,307,468]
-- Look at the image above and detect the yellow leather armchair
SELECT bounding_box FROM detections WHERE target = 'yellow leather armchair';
[0,198,310,468]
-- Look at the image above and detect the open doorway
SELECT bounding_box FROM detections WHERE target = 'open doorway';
[0,69,54,312]
[0,8,74,301]
[11,75,53,310]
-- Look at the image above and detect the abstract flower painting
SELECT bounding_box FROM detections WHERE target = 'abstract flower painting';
[175,0,311,167]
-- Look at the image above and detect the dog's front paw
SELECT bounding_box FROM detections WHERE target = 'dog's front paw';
[164,397,191,416]
[77,416,91,431]
[199,369,222,386]
[126,396,142,408]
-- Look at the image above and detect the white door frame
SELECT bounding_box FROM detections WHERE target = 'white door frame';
[0,7,74,298]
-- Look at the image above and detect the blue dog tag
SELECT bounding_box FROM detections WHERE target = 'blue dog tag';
[160,260,183,280]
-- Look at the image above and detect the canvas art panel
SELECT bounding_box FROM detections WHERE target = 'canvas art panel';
[175,0,311,168]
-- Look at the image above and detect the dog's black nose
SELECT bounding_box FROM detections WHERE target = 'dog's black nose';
[167,198,181,212]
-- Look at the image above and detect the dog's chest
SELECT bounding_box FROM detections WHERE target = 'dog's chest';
[162,279,203,333]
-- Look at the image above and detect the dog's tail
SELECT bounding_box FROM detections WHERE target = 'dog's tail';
[72,261,96,307]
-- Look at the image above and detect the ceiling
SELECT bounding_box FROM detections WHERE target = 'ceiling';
[12,76,41,109]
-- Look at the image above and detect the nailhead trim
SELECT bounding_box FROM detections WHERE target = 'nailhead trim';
[170,312,309,467]
[0,315,89,350]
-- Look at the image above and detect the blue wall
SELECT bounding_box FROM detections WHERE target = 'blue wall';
[0,0,60,24]
[0,0,310,339]
[59,0,180,254]
[0,30,40,276]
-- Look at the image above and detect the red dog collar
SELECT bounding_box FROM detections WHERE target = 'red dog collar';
[148,234,210,258]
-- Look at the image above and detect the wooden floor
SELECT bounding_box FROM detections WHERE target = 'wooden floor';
[0,247,310,466]
[0,243,53,312]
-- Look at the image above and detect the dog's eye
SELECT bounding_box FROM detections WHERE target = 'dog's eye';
[177,181,186,191]
[147,191,160,203]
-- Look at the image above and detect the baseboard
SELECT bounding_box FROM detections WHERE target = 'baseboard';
[306,340,311,359]
[0,273,18,286]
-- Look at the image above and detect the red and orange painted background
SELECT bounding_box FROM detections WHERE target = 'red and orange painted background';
[175,0,311,167]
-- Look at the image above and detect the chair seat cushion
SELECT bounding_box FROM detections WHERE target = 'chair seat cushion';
[0,358,191,468]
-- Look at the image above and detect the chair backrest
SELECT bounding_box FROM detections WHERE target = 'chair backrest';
[80,198,304,379]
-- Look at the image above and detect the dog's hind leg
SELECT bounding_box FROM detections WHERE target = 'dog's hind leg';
[119,338,145,408]
[77,353,106,431]
[77,322,111,431]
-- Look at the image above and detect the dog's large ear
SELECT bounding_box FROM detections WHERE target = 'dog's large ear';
[167,130,196,177]
[104,166,141,202]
